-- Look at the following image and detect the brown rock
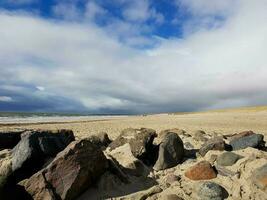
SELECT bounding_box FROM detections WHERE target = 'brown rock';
[88,132,112,148]
[23,139,108,200]
[185,161,217,180]
[22,172,57,200]
[199,137,225,156]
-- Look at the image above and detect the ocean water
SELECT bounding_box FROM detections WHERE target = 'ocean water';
[0,112,126,124]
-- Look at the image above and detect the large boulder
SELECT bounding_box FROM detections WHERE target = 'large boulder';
[199,137,225,157]
[108,143,149,177]
[108,128,157,165]
[22,139,108,200]
[11,129,75,182]
[0,130,25,150]
[229,134,265,150]
[153,132,184,171]
[158,128,186,139]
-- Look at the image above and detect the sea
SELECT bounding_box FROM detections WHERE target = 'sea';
[0,112,127,124]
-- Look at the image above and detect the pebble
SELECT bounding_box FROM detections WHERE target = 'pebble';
[216,152,242,166]
[185,161,217,180]
[197,181,224,200]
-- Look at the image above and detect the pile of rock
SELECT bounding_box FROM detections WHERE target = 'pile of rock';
[0,128,266,200]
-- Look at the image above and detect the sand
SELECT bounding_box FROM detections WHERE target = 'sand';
[1,108,267,199]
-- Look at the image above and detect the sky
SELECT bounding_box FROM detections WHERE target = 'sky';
[0,0,266,114]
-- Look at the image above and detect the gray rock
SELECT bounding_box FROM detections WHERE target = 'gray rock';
[199,137,225,157]
[230,134,265,150]
[216,152,242,166]
[197,182,224,200]
[11,129,75,182]
[251,163,267,191]
[109,128,157,165]
[153,133,184,171]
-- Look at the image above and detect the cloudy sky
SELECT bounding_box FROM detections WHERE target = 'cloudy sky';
[0,0,266,114]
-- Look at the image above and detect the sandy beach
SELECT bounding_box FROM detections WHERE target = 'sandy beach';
[1,109,267,140]
[1,108,267,200]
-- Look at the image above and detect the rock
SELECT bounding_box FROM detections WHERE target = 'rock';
[215,165,239,177]
[216,152,242,166]
[109,128,157,165]
[227,130,255,141]
[21,172,57,200]
[158,128,186,139]
[11,129,75,182]
[0,150,12,194]
[193,130,208,142]
[23,139,108,200]
[108,143,149,177]
[0,130,24,150]
[153,133,184,171]
[199,137,225,157]
[185,161,217,180]
[88,132,112,149]
[251,163,267,191]
[165,174,181,185]
[230,134,265,150]
[165,194,184,200]
[197,182,224,200]
[184,142,194,149]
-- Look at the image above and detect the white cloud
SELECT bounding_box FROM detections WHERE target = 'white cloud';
[0,0,266,113]
[122,0,164,23]
[0,96,13,102]
[85,1,106,20]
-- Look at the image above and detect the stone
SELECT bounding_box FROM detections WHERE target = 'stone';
[153,133,184,171]
[22,172,57,200]
[185,161,217,180]
[197,182,224,200]
[88,132,112,148]
[109,128,157,165]
[158,128,186,139]
[216,152,242,166]
[11,129,75,182]
[199,137,225,157]
[165,194,184,200]
[108,143,149,177]
[230,134,265,150]
[251,163,267,191]
[193,130,208,142]
[0,150,12,192]
[0,130,24,150]
[228,130,255,141]
[23,139,108,200]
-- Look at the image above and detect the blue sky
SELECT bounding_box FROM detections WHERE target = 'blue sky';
[0,0,266,114]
